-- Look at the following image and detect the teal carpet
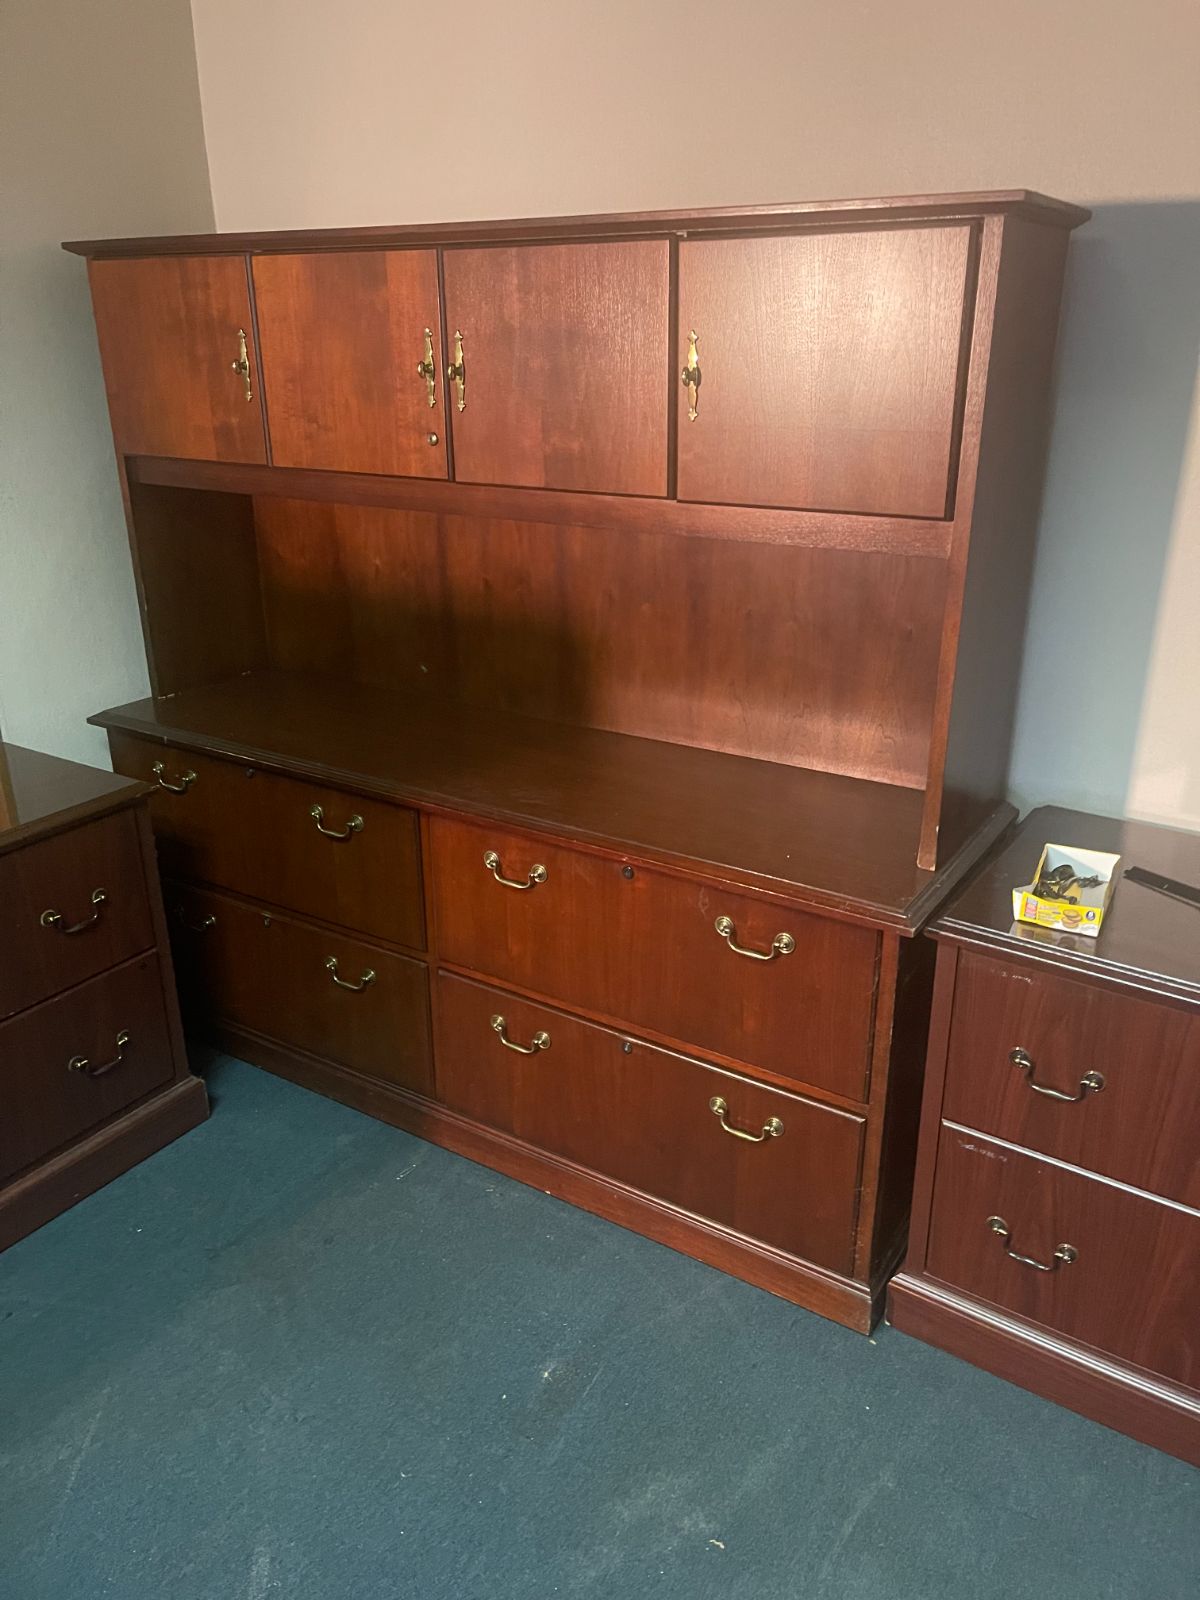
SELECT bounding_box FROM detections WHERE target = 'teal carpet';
[2,1053,1196,1598]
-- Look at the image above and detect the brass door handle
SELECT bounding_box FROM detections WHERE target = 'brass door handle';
[41,888,107,934]
[490,1014,551,1054]
[714,916,795,961]
[447,329,466,411]
[173,906,216,933]
[987,1216,1077,1273]
[310,804,364,840]
[483,850,547,890]
[152,760,196,794]
[69,1030,130,1079]
[325,957,376,992]
[417,327,437,408]
[231,327,253,402]
[1009,1048,1104,1102]
[709,1096,784,1142]
[681,329,701,420]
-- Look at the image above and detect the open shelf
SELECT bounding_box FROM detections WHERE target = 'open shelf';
[91,669,1009,930]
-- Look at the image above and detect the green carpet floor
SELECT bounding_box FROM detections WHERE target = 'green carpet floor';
[2,1052,1196,1598]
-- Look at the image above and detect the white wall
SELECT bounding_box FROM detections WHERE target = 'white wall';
[0,0,214,764]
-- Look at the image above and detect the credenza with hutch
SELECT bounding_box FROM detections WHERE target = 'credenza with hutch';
[64,190,1088,1330]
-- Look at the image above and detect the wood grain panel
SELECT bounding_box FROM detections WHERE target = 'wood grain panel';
[253,250,447,477]
[677,226,972,516]
[254,499,947,785]
[943,952,1200,1209]
[87,256,266,461]
[442,241,669,494]
[430,814,878,1099]
[927,1128,1200,1391]
[435,972,864,1272]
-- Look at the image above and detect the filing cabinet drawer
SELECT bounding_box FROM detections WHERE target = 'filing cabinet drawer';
[168,883,432,1096]
[0,954,175,1183]
[943,952,1200,1208]
[435,971,865,1272]
[926,1127,1200,1390]
[110,731,425,949]
[0,809,154,1019]
[430,816,878,1100]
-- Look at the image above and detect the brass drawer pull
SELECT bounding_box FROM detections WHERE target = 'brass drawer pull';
[310,804,364,840]
[681,328,701,420]
[416,327,438,407]
[714,916,795,961]
[709,1095,784,1142]
[40,888,107,934]
[1009,1048,1104,1102]
[483,850,548,890]
[325,957,376,992]
[490,1014,551,1054]
[987,1216,1077,1273]
[231,327,253,402]
[152,760,196,794]
[68,1030,130,1079]
[448,328,466,411]
[173,906,216,933]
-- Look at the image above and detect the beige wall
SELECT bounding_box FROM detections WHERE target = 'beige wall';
[0,0,214,764]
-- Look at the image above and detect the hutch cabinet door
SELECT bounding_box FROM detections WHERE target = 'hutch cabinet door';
[87,256,266,463]
[253,250,447,477]
[676,225,974,517]
[441,240,670,496]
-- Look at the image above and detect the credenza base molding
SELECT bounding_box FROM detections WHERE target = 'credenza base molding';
[0,1076,209,1253]
[888,1273,1200,1467]
[206,1021,880,1333]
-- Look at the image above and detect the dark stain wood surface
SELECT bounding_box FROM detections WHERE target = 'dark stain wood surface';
[442,241,669,495]
[0,810,154,1020]
[943,951,1200,1209]
[678,226,973,517]
[434,971,865,1272]
[926,1127,1200,1391]
[87,256,266,461]
[0,743,145,852]
[253,250,447,477]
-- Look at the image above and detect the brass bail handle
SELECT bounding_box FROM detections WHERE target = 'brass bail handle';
[987,1216,1077,1273]
[490,1014,551,1055]
[483,850,548,890]
[41,887,107,935]
[417,327,438,408]
[447,329,466,412]
[152,760,197,795]
[69,1030,131,1079]
[709,1096,784,1143]
[1009,1048,1104,1103]
[310,805,364,841]
[714,915,795,961]
[681,329,701,420]
[231,328,253,402]
[325,957,376,992]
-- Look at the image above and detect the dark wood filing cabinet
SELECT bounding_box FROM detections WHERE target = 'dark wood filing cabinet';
[889,807,1200,1464]
[65,190,1088,1330]
[0,743,207,1248]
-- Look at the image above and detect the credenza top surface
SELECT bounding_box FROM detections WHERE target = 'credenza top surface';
[90,670,1009,929]
[62,189,1090,258]
[0,742,147,854]
[935,804,1200,1009]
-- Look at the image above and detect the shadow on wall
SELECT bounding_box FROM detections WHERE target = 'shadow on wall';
[1008,200,1200,817]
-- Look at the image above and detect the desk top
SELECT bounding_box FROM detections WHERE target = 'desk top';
[0,743,146,855]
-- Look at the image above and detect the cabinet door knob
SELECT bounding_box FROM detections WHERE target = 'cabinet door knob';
[416,327,438,408]
[231,327,253,402]
[987,1216,1077,1273]
[447,328,466,411]
[490,1014,551,1054]
[681,328,701,420]
[714,915,794,961]
[41,888,107,935]
[68,1030,131,1079]
[1009,1048,1104,1102]
[709,1096,784,1142]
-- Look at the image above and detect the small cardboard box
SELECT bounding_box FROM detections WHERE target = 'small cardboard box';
[1012,842,1120,938]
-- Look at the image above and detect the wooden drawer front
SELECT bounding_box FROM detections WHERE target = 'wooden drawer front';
[435,973,864,1272]
[944,953,1200,1209]
[430,818,877,1100]
[0,955,174,1183]
[109,732,425,949]
[168,884,432,1096]
[927,1128,1200,1391]
[0,811,154,1019]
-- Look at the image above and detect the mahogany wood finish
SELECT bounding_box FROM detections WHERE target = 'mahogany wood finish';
[87,256,266,462]
[69,193,1087,1330]
[442,241,670,495]
[109,730,425,949]
[0,809,153,1019]
[0,743,206,1248]
[168,884,432,1096]
[431,814,878,1099]
[890,806,1200,1464]
[253,250,447,477]
[435,972,865,1272]
[677,226,973,517]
